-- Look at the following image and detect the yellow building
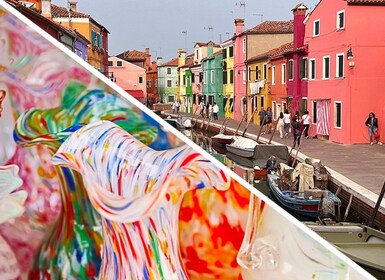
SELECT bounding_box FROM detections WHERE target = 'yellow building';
[221,39,234,119]
[245,52,272,124]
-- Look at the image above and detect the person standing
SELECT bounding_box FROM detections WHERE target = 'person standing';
[259,107,267,134]
[175,100,181,113]
[213,102,219,120]
[283,109,291,138]
[291,115,301,148]
[265,107,273,133]
[365,112,380,144]
[199,101,205,117]
[277,112,285,139]
[301,110,311,139]
[208,103,213,121]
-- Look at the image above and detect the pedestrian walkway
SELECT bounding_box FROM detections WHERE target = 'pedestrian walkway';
[163,111,385,202]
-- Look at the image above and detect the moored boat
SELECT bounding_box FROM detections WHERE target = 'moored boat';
[267,172,341,218]
[304,222,385,278]
[211,133,236,145]
[226,137,258,158]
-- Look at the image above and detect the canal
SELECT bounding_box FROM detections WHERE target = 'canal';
[182,128,357,223]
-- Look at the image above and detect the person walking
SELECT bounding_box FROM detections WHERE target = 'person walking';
[199,101,205,117]
[259,107,267,134]
[283,109,291,138]
[208,103,213,121]
[213,102,219,120]
[277,112,285,139]
[291,115,301,148]
[175,100,181,113]
[301,110,311,139]
[365,112,380,144]
[265,107,273,133]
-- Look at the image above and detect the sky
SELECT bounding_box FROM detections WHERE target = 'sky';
[53,0,320,62]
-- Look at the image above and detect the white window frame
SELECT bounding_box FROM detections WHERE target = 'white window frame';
[281,64,286,84]
[323,56,330,80]
[263,63,267,80]
[242,70,246,84]
[272,66,276,85]
[210,70,215,84]
[313,19,320,37]
[336,53,344,78]
[309,58,316,80]
[242,38,246,53]
[288,59,294,81]
[334,101,342,129]
[203,71,207,84]
[336,10,345,30]
[300,57,308,79]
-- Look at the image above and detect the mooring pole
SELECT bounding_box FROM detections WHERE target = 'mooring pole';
[369,181,385,227]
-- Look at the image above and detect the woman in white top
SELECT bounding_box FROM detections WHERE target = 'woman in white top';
[283,109,291,138]
[301,110,311,139]
[277,112,285,138]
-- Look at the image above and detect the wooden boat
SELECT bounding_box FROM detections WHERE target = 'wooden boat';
[226,137,257,158]
[164,116,192,129]
[254,166,268,181]
[211,133,236,145]
[304,222,385,278]
[267,173,341,218]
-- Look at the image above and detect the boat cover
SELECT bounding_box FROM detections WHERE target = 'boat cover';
[292,162,314,192]
[253,144,289,167]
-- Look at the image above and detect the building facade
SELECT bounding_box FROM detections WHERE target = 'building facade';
[157,57,178,103]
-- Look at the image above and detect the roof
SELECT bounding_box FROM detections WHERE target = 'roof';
[194,41,221,48]
[179,56,194,69]
[247,42,294,63]
[74,29,90,44]
[246,20,293,34]
[346,0,385,4]
[116,50,148,62]
[51,4,109,32]
[161,58,178,67]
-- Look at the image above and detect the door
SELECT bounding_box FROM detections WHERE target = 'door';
[316,100,331,137]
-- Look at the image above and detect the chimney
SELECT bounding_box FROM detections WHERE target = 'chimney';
[177,48,186,67]
[156,57,163,66]
[145,48,150,54]
[41,0,52,18]
[292,3,307,49]
[234,18,245,35]
[69,1,78,12]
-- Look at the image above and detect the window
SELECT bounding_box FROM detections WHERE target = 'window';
[203,71,207,84]
[255,65,259,81]
[78,51,82,58]
[282,64,286,84]
[313,19,320,37]
[309,59,316,80]
[336,53,344,78]
[272,66,276,85]
[210,70,215,84]
[222,48,227,59]
[242,70,246,84]
[148,81,152,88]
[312,101,317,124]
[139,76,143,84]
[229,46,234,57]
[167,80,172,87]
[167,68,171,75]
[260,95,265,108]
[323,56,330,79]
[263,64,267,80]
[242,38,246,53]
[85,54,88,62]
[168,95,175,103]
[337,10,345,30]
[230,69,234,84]
[334,101,342,128]
[248,67,251,81]
[300,57,308,79]
[288,60,294,81]
[117,61,122,67]
[223,70,228,84]
[183,75,186,86]
[199,72,203,83]
[191,73,195,83]
[108,60,113,67]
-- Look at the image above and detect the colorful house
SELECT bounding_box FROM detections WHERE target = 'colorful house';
[74,30,90,62]
[108,56,146,104]
[146,60,159,106]
[221,39,235,119]
[202,46,224,117]
[50,1,110,74]
[233,19,293,121]
[157,57,179,103]
[177,49,194,113]
[304,0,385,144]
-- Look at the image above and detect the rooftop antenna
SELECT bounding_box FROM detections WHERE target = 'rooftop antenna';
[182,30,188,52]
[204,25,214,40]
[236,1,246,20]
[67,0,72,29]
[253,13,263,23]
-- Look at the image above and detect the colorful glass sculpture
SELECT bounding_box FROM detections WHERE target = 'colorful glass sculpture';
[52,120,231,279]
[13,83,158,279]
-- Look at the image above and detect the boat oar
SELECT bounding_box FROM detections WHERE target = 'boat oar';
[256,114,266,143]
[242,108,258,137]
[268,118,279,144]
[369,181,385,227]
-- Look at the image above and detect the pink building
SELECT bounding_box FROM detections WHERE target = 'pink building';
[233,19,246,121]
[108,56,147,104]
[305,0,385,144]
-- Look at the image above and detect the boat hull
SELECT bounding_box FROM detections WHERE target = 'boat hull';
[226,144,255,158]
[268,174,341,218]
[211,134,234,145]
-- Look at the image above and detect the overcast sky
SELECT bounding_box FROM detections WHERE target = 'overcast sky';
[53,0,320,61]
